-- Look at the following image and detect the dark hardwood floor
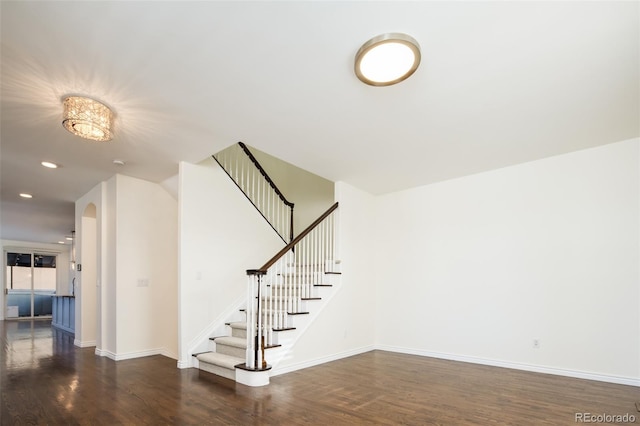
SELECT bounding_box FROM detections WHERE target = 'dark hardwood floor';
[1,319,638,425]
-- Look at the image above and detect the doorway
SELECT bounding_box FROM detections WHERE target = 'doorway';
[5,252,57,318]
[79,202,99,348]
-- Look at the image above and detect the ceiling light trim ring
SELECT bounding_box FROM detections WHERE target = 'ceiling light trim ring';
[355,32,421,87]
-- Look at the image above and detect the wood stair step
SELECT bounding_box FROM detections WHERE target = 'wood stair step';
[265,343,282,349]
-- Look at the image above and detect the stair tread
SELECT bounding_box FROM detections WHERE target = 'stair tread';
[228,322,247,330]
[265,343,282,349]
[214,336,247,348]
[197,352,244,370]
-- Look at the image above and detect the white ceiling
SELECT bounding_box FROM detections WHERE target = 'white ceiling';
[1,1,638,244]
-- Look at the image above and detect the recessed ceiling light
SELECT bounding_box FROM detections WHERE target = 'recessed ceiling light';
[41,161,59,169]
[19,193,33,199]
[355,33,421,86]
[113,159,125,166]
[66,236,73,241]
[58,241,66,245]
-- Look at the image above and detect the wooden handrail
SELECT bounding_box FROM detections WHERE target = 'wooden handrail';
[247,202,338,275]
[213,141,295,243]
[238,142,294,208]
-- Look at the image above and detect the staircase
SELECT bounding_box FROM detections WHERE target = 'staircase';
[195,322,246,380]
[193,143,340,386]
[194,261,340,384]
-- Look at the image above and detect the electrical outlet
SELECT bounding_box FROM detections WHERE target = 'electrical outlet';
[533,339,540,349]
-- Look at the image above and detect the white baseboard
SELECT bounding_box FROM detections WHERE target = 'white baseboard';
[271,344,375,377]
[177,358,194,369]
[376,345,640,387]
[95,348,115,359]
[95,347,176,361]
[114,348,164,361]
[74,339,96,348]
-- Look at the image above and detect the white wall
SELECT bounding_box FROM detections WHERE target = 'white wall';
[249,145,335,234]
[76,181,107,350]
[273,181,377,372]
[104,178,117,353]
[113,174,178,359]
[75,175,178,360]
[374,138,639,384]
[178,158,284,366]
[79,211,97,346]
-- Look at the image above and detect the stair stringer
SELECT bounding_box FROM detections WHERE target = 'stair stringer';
[182,294,246,369]
[263,272,343,377]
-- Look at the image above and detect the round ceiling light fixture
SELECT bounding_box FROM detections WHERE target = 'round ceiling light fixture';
[354,33,421,86]
[62,96,114,141]
[41,161,59,169]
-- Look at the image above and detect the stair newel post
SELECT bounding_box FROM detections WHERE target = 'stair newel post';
[245,272,255,369]
[257,272,264,370]
[246,269,267,370]
[255,273,261,370]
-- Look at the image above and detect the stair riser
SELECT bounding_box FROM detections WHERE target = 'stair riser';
[263,293,306,299]
[216,343,246,359]
[198,361,236,381]
[230,323,293,332]
[232,329,247,339]
[258,319,292,331]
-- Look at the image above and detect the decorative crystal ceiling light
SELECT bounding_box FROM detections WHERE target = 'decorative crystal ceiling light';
[355,33,421,86]
[62,96,114,141]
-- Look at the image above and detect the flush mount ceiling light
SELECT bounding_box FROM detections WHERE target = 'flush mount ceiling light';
[41,161,58,169]
[62,96,114,141]
[355,33,421,86]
